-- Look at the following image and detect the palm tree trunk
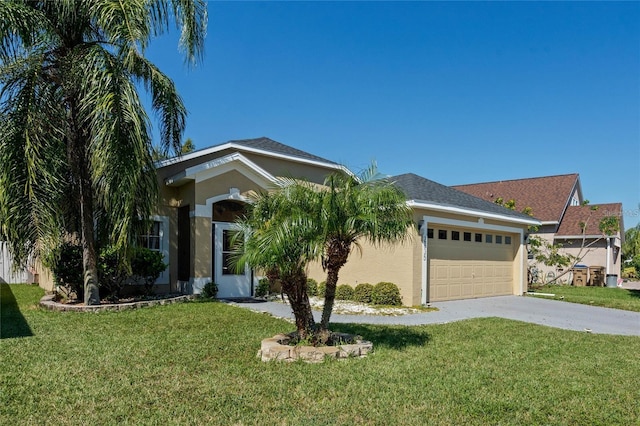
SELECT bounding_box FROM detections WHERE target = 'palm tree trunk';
[68,100,100,305]
[281,269,315,339]
[320,239,351,330]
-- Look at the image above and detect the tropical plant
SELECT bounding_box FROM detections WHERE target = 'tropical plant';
[255,278,270,298]
[235,183,324,340]
[317,164,414,329]
[0,0,207,304]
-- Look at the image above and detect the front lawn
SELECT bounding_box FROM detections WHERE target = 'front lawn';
[530,285,640,312]
[2,284,639,425]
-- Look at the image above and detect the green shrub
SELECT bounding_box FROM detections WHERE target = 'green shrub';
[49,242,84,300]
[130,247,166,295]
[371,281,402,306]
[98,246,129,301]
[354,283,374,304]
[256,278,270,297]
[317,281,326,297]
[306,278,318,296]
[335,284,355,301]
[201,281,218,299]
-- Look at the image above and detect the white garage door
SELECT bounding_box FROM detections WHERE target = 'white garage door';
[427,228,517,302]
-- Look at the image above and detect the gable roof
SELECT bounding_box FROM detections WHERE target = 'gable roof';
[392,173,540,226]
[555,203,623,237]
[157,137,344,171]
[452,173,580,223]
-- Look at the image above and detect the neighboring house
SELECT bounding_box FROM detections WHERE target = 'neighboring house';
[34,137,542,304]
[452,174,624,283]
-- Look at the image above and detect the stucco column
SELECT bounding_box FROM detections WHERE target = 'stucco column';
[192,215,212,293]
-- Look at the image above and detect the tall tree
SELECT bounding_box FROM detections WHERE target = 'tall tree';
[318,165,414,329]
[0,0,206,304]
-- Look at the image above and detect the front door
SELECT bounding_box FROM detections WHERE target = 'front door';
[213,222,251,298]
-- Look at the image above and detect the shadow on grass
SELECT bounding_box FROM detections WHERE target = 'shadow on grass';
[330,323,430,350]
[0,283,34,339]
[627,289,640,300]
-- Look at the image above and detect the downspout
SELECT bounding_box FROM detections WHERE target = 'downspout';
[421,218,429,305]
[519,230,525,295]
[606,237,611,276]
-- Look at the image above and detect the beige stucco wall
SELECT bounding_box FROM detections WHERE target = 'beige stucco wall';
[307,234,422,306]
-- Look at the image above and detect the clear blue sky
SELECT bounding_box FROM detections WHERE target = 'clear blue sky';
[145,1,640,229]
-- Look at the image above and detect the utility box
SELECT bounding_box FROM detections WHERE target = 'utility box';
[572,266,588,287]
[589,266,605,287]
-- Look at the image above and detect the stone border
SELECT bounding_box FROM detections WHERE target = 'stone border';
[39,293,194,312]
[258,333,373,363]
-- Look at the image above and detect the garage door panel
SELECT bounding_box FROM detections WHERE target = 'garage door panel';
[430,258,514,302]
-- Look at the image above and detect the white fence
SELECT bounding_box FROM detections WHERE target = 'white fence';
[0,242,34,284]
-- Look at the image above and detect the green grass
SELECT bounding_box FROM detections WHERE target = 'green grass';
[530,285,640,312]
[2,284,639,425]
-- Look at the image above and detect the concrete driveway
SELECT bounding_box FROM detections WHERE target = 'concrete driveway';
[234,295,640,336]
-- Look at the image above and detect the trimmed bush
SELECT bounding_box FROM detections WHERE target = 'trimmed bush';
[335,284,355,301]
[354,283,374,304]
[255,278,270,297]
[201,281,218,299]
[317,281,327,298]
[306,278,318,296]
[130,247,166,296]
[48,242,84,300]
[371,281,402,306]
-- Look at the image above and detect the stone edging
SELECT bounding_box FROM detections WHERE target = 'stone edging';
[39,293,194,312]
[258,333,373,363]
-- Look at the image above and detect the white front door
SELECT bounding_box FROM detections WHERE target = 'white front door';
[213,222,251,298]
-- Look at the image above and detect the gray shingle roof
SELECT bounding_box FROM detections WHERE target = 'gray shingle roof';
[227,137,338,165]
[391,173,538,222]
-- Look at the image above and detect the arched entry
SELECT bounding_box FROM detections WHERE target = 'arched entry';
[212,199,251,298]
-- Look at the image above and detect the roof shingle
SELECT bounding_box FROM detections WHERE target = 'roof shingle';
[392,173,538,222]
[452,173,579,223]
[228,137,338,165]
[555,203,623,236]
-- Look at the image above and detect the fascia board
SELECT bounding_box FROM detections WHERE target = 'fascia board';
[408,200,541,227]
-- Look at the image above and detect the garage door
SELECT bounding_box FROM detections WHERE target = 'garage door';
[427,228,516,302]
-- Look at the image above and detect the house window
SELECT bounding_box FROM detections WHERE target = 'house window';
[452,231,460,241]
[438,230,447,240]
[505,236,512,245]
[486,234,493,243]
[427,228,434,239]
[464,232,471,242]
[475,233,482,243]
[496,235,503,244]
[139,221,162,251]
[571,197,580,206]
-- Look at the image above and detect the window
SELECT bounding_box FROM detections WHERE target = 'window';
[475,233,482,242]
[464,232,471,242]
[222,230,241,275]
[485,234,493,243]
[496,235,503,244]
[427,228,434,239]
[505,236,512,245]
[452,231,460,241]
[438,230,447,240]
[139,221,162,251]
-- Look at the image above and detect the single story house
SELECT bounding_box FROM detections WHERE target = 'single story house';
[153,138,539,304]
[452,174,624,283]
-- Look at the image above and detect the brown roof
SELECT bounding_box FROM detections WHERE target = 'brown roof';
[555,203,623,236]
[452,173,579,222]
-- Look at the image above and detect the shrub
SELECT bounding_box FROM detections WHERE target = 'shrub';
[201,281,218,299]
[371,281,402,306]
[354,283,374,304]
[306,278,318,296]
[48,242,83,300]
[130,247,166,296]
[98,246,129,301]
[256,278,270,297]
[317,281,326,298]
[335,284,355,301]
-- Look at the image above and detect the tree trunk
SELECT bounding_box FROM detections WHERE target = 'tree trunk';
[320,238,351,330]
[68,99,100,305]
[280,269,315,339]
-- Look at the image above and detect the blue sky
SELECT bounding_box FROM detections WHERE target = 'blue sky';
[145,1,639,229]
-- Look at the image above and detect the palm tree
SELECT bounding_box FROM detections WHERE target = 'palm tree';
[236,182,324,339]
[318,164,414,329]
[0,1,206,304]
